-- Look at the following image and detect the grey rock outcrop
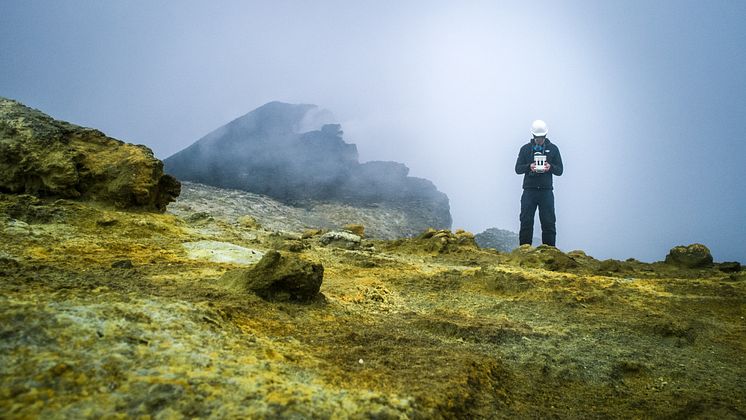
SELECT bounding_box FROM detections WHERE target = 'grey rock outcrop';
[475,227,543,251]
[164,102,451,231]
[319,231,362,249]
[0,97,180,211]
[474,228,520,252]
[169,182,442,239]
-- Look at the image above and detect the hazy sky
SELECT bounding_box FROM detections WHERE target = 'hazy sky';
[2,1,745,262]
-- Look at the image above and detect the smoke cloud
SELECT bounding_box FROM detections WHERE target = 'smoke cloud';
[1,0,744,261]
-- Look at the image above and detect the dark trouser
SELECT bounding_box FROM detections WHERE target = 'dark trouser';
[519,189,556,246]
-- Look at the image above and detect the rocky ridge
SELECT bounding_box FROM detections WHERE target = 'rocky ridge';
[169,181,447,239]
[0,97,180,211]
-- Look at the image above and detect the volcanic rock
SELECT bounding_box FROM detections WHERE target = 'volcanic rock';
[164,102,451,232]
[665,244,714,268]
[475,227,541,252]
[0,97,180,211]
[221,250,324,301]
[475,228,518,252]
[319,231,362,249]
[170,178,443,240]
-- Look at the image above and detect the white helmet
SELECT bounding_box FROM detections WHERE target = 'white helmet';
[531,120,548,137]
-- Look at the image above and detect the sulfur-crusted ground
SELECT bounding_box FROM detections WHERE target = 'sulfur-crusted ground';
[1,192,745,419]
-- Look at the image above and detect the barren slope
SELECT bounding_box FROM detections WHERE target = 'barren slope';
[1,191,744,418]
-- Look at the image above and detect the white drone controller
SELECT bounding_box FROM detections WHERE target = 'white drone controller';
[533,154,547,173]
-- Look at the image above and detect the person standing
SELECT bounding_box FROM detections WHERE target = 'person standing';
[515,120,564,246]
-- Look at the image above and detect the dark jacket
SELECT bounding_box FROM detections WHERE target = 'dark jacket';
[515,138,563,190]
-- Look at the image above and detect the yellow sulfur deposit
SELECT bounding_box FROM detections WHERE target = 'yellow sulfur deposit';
[0,191,744,418]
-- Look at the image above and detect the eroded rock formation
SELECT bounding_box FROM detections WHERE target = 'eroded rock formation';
[665,243,714,268]
[0,97,180,211]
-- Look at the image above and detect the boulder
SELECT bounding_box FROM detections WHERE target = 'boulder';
[0,97,180,211]
[221,250,323,301]
[319,231,362,249]
[665,244,713,268]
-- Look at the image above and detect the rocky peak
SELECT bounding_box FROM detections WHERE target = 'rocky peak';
[164,102,452,231]
[237,101,317,135]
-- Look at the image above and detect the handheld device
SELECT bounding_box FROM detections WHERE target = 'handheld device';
[533,154,547,173]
